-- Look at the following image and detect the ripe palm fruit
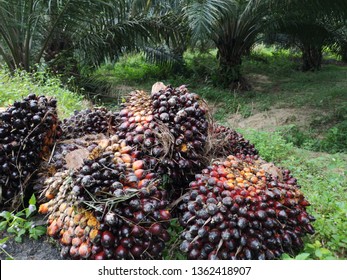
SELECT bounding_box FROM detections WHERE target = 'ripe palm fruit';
[178,155,315,260]
[39,140,172,260]
[60,108,118,140]
[207,124,259,161]
[0,94,59,210]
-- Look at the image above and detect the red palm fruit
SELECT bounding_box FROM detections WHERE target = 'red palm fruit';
[72,237,82,247]
[133,159,144,171]
[69,246,80,259]
[61,230,73,246]
[101,231,115,248]
[149,223,163,236]
[134,169,146,179]
[131,246,144,258]
[131,225,144,237]
[79,242,92,259]
[159,210,171,221]
[94,250,107,260]
[114,245,129,259]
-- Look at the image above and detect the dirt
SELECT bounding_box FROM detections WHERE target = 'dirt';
[227,107,318,131]
[0,215,62,260]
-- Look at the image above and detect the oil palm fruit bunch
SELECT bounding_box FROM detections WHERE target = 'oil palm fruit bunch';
[151,85,209,178]
[207,124,259,161]
[60,108,118,140]
[178,155,315,260]
[116,85,209,183]
[0,93,59,210]
[39,140,172,259]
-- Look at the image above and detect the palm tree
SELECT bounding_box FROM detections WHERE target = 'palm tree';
[267,0,347,71]
[184,0,347,86]
[184,0,269,88]
[0,0,184,72]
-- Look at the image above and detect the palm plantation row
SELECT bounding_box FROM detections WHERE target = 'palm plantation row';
[1,0,347,88]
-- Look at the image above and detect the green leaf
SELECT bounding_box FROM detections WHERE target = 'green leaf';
[17,228,26,237]
[281,253,294,260]
[0,237,9,244]
[295,253,311,260]
[29,226,46,240]
[0,220,8,230]
[0,211,12,220]
[315,249,323,258]
[14,236,22,243]
[29,194,36,205]
[7,227,16,234]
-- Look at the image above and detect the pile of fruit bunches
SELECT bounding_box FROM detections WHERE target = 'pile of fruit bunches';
[178,155,315,260]
[0,94,59,209]
[0,84,315,260]
[39,140,171,259]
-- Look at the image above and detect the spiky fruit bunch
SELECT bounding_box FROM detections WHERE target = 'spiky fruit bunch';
[0,94,59,210]
[178,155,315,260]
[116,86,209,182]
[39,140,172,259]
[207,124,259,161]
[151,85,208,177]
[60,108,118,140]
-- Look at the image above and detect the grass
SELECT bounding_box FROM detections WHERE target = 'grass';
[0,67,85,118]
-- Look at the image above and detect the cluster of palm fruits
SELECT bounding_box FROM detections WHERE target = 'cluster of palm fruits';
[208,124,259,161]
[178,155,315,260]
[115,86,209,183]
[0,93,59,209]
[60,108,118,140]
[39,140,172,259]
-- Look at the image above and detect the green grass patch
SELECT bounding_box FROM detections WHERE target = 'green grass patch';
[0,67,84,118]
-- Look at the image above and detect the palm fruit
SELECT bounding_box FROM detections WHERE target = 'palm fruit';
[178,155,315,260]
[0,94,59,210]
[207,124,259,161]
[60,108,118,140]
[39,140,172,260]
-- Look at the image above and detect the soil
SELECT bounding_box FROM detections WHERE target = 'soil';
[227,108,318,131]
[0,215,62,260]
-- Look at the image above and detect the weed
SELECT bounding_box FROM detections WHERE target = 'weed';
[0,195,46,243]
[0,67,84,118]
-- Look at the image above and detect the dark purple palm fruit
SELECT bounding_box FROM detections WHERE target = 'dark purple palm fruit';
[60,107,118,140]
[207,124,259,162]
[0,94,59,210]
[178,155,315,260]
[39,140,172,260]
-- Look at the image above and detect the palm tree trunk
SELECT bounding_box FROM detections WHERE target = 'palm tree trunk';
[340,44,347,63]
[216,44,242,87]
[301,44,322,71]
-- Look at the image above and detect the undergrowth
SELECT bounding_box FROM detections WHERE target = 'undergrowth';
[0,67,84,118]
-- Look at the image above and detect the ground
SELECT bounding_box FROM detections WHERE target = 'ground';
[228,107,318,131]
[0,215,62,260]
